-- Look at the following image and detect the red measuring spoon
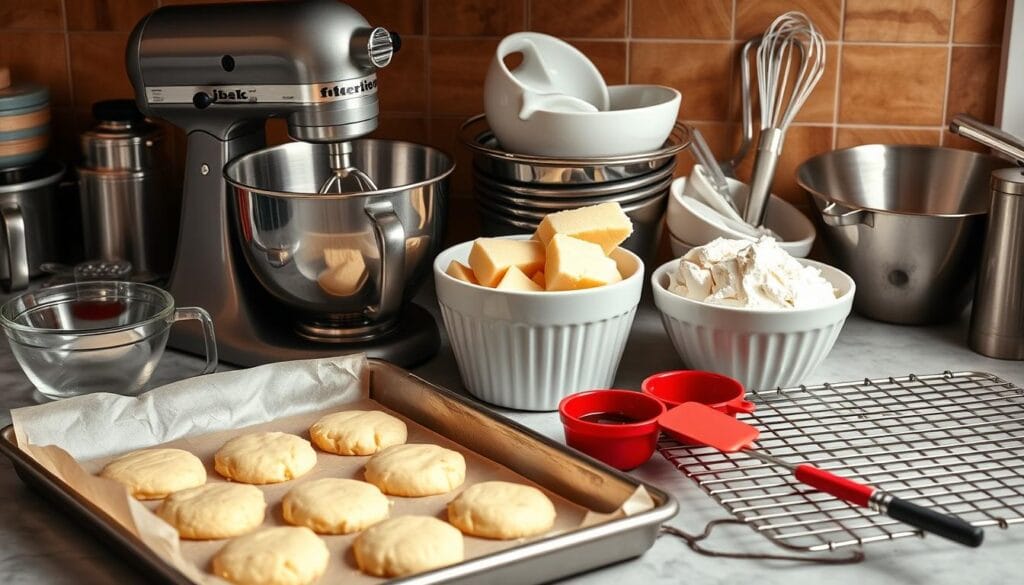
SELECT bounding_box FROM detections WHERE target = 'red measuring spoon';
[659,402,984,548]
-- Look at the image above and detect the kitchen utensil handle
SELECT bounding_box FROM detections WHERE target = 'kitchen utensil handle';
[744,128,784,226]
[364,200,405,324]
[886,496,984,548]
[949,114,1024,165]
[722,37,759,176]
[794,464,874,507]
[0,205,29,291]
[819,201,874,227]
[172,307,218,375]
[690,129,732,198]
[795,465,984,547]
[498,37,554,86]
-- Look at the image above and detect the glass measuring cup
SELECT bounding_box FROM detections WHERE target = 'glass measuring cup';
[0,281,217,400]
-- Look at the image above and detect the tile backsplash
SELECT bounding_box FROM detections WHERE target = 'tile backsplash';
[0,0,1008,218]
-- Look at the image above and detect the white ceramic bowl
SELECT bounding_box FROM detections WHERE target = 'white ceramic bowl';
[485,33,609,155]
[487,82,681,158]
[434,236,644,411]
[651,257,855,391]
[667,231,693,258]
[667,176,816,257]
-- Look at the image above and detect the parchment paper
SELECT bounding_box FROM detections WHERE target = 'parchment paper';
[10,355,654,584]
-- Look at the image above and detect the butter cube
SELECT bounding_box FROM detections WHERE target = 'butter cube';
[535,202,633,255]
[446,260,479,285]
[496,266,544,292]
[317,248,367,296]
[545,234,623,291]
[468,238,545,287]
[531,271,546,289]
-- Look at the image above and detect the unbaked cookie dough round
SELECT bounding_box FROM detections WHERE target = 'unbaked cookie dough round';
[99,448,206,500]
[364,444,466,497]
[156,483,266,540]
[282,478,389,534]
[213,526,329,585]
[214,432,317,485]
[447,481,556,539]
[353,516,464,577]
[309,410,407,456]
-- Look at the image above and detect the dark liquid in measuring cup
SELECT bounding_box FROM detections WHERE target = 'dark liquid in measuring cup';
[579,411,640,425]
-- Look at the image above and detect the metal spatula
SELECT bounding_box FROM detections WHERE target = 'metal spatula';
[659,403,985,548]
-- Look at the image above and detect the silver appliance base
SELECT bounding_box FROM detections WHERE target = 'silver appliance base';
[168,303,440,368]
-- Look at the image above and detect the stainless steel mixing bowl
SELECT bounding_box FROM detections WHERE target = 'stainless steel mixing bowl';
[476,187,668,261]
[225,140,453,340]
[461,114,690,185]
[797,145,1010,324]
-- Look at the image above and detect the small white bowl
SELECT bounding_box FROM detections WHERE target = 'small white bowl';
[434,235,644,411]
[667,176,816,257]
[488,83,681,158]
[651,257,855,391]
[667,231,694,258]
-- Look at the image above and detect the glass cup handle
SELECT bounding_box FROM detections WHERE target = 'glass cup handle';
[171,307,219,375]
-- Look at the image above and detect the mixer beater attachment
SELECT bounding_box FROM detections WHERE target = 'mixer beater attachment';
[318,142,379,194]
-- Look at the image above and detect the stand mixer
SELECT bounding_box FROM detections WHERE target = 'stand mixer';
[125,0,452,367]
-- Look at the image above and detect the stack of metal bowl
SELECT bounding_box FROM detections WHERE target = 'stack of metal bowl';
[459,115,691,261]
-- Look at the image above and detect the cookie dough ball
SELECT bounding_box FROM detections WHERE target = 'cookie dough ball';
[213,526,329,585]
[353,516,463,577]
[364,444,466,497]
[214,432,317,485]
[156,483,266,540]
[282,478,389,534]
[309,410,407,456]
[99,448,206,500]
[447,481,556,539]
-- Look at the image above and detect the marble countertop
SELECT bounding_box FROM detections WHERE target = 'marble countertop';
[1,284,1022,584]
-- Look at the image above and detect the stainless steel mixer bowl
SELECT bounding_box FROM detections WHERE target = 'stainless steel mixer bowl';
[225,140,453,340]
[797,145,1010,324]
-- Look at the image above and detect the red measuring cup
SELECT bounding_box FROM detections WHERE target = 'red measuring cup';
[558,390,666,471]
[659,402,985,548]
[642,370,755,416]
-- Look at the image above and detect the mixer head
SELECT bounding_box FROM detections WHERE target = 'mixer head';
[126,0,398,144]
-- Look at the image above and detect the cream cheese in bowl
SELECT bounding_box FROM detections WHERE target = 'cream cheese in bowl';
[652,237,855,390]
[669,237,836,309]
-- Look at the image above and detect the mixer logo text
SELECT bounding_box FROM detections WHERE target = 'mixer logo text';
[318,77,378,100]
[211,89,253,103]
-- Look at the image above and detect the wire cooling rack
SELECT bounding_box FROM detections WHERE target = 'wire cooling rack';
[659,371,1024,552]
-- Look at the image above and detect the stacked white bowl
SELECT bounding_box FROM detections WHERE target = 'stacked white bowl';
[466,32,687,262]
[667,173,816,258]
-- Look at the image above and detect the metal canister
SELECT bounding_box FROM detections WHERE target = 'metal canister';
[968,167,1024,359]
[948,115,1024,359]
[78,99,178,280]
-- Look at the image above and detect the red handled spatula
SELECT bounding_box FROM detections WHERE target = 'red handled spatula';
[659,402,984,548]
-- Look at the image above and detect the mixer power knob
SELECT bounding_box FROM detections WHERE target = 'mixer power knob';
[192,92,214,109]
[363,27,397,69]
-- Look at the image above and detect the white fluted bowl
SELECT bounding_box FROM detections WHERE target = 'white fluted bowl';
[651,258,855,391]
[434,236,644,411]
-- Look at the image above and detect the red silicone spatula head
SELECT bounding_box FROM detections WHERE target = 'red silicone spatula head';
[658,402,759,451]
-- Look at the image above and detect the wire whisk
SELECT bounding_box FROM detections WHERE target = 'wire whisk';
[743,11,825,227]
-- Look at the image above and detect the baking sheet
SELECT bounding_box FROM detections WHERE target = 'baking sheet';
[10,355,650,584]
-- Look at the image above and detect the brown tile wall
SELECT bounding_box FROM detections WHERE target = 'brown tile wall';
[0,0,1008,236]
